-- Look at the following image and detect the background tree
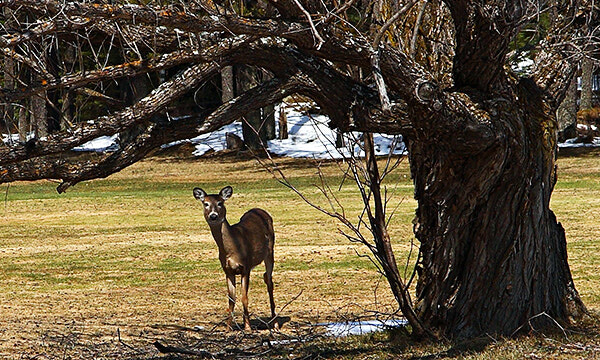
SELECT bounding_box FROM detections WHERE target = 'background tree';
[1,0,598,340]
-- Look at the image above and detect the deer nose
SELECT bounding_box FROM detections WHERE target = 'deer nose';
[209,213,219,221]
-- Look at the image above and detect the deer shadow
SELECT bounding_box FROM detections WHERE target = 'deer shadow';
[248,316,291,331]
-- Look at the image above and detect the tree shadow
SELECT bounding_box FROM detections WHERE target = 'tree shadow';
[406,337,493,360]
[557,146,600,158]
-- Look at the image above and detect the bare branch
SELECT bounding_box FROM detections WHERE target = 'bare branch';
[410,0,429,60]
[0,63,219,166]
[1,35,252,103]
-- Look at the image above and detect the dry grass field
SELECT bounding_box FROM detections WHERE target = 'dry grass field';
[1,149,599,359]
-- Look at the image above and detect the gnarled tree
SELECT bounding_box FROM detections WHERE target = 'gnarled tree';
[1,0,596,340]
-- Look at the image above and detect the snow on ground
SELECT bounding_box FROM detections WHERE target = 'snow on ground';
[317,319,408,337]
[185,104,406,159]
[1,132,35,144]
[558,137,600,148]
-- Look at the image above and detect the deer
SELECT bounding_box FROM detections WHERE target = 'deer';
[193,186,278,331]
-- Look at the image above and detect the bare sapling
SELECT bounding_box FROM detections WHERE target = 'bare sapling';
[193,186,278,331]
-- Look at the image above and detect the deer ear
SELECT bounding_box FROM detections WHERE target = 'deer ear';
[193,188,206,201]
[220,186,233,200]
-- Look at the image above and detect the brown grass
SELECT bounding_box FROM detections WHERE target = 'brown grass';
[0,151,599,359]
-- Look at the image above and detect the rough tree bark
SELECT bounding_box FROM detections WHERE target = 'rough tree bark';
[406,3,589,338]
[410,78,585,338]
[580,56,595,110]
[0,0,594,341]
[2,7,16,142]
[557,77,578,142]
[235,66,276,150]
[236,65,267,150]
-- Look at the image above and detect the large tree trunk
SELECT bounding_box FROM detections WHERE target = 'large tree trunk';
[557,77,578,142]
[31,75,48,139]
[236,65,268,150]
[221,66,234,103]
[411,80,586,339]
[2,7,16,143]
[580,56,594,110]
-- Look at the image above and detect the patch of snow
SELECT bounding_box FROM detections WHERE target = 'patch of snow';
[263,339,302,346]
[71,134,120,152]
[317,319,408,337]
[558,137,600,148]
[185,105,406,159]
[186,122,243,156]
[577,124,598,131]
[511,56,535,75]
[577,124,590,130]
[2,133,20,145]
[2,132,35,145]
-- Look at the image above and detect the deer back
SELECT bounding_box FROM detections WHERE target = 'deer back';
[233,208,274,268]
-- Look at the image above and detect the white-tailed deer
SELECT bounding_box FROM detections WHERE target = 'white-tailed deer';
[193,186,277,331]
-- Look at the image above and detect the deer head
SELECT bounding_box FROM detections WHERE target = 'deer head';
[193,186,233,225]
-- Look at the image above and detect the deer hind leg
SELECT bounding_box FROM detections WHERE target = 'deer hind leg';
[226,273,236,330]
[241,272,251,331]
[264,252,278,329]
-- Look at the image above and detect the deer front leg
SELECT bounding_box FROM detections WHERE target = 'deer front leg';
[241,272,251,331]
[264,255,279,329]
[226,273,236,330]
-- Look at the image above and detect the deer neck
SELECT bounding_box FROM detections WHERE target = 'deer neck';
[208,219,233,252]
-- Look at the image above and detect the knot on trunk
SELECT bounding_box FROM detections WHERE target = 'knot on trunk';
[415,81,442,110]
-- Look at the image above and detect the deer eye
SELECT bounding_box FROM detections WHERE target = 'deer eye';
[204,202,210,208]
[217,202,223,207]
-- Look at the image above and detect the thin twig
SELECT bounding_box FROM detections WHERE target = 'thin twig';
[292,0,325,50]
[373,0,421,49]
[410,0,429,60]
[370,0,420,112]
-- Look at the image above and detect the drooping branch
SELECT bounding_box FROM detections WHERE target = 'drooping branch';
[233,41,496,149]
[0,17,88,48]
[0,15,194,54]
[0,73,305,189]
[0,62,220,166]
[0,0,501,164]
